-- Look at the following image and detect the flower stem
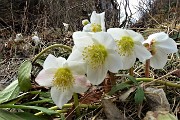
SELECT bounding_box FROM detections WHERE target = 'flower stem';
[32,44,72,64]
[125,77,180,88]
[145,59,150,77]
[34,103,102,116]
[73,93,81,117]
[109,72,116,85]
[129,67,134,76]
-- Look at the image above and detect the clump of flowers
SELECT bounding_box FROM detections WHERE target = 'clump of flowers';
[33,10,178,113]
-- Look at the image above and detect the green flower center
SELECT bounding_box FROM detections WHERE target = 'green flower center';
[90,23,102,32]
[52,67,74,91]
[117,36,134,56]
[82,44,108,69]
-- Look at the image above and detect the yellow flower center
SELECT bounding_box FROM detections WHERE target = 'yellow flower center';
[82,44,108,69]
[90,23,102,32]
[52,68,74,91]
[144,39,156,55]
[117,36,134,56]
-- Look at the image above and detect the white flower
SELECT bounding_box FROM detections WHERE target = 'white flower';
[14,33,23,42]
[32,32,40,46]
[143,32,178,69]
[107,28,152,69]
[68,32,123,85]
[63,23,69,32]
[83,11,105,32]
[35,54,91,108]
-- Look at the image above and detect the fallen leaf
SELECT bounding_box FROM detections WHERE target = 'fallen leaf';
[102,99,128,120]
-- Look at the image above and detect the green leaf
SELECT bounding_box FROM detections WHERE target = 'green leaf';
[108,83,130,95]
[124,75,138,85]
[0,104,57,115]
[0,109,24,120]
[15,112,48,120]
[0,79,20,104]
[134,87,144,104]
[170,33,180,40]
[116,74,138,85]
[18,60,32,91]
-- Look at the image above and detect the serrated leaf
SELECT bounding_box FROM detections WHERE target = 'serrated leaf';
[15,112,48,120]
[18,60,32,91]
[108,83,130,95]
[0,109,24,120]
[0,79,20,104]
[0,104,57,115]
[134,87,144,104]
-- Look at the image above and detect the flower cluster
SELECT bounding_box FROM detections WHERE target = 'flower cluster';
[35,11,178,108]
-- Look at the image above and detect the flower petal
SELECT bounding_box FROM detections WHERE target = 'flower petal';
[107,50,123,72]
[57,57,66,68]
[150,49,168,69]
[99,12,105,31]
[148,32,169,42]
[134,42,152,62]
[73,32,93,48]
[90,11,101,24]
[92,32,117,49]
[121,54,136,70]
[35,68,56,87]
[72,75,91,93]
[51,87,73,109]
[67,48,84,62]
[156,38,178,54]
[107,28,128,40]
[43,54,58,69]
[66,61,87,75]
[126,29,144,42]
[73,31,91,40]
[83,24,91,32]
[87,65,108,85]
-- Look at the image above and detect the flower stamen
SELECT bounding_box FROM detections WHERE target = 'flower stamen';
[52,68,74,91]
[90,23,102,32]
[144,39,156,55]
[117,36,134,56]
[82,44,107,69]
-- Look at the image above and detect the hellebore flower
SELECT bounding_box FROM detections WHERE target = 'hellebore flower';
[68,32,123,85]
[107,28,152,69]
[143,32,178,69]
[14,33,23,42]
[83,11,105,32]
[31,31,40,46]
[35,54,91,108]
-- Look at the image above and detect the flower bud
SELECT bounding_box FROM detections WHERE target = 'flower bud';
[82,19,89,26]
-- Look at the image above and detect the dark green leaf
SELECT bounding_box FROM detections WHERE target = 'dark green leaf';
[15,112,48,120]
[0,79,20,104]
[124,75,138,85]
[108,83,130,95]
[134,87,144,104]
[116,74,138,85]
[18,60,32,91]
[170,33,180,39]
[0,109,24,120]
